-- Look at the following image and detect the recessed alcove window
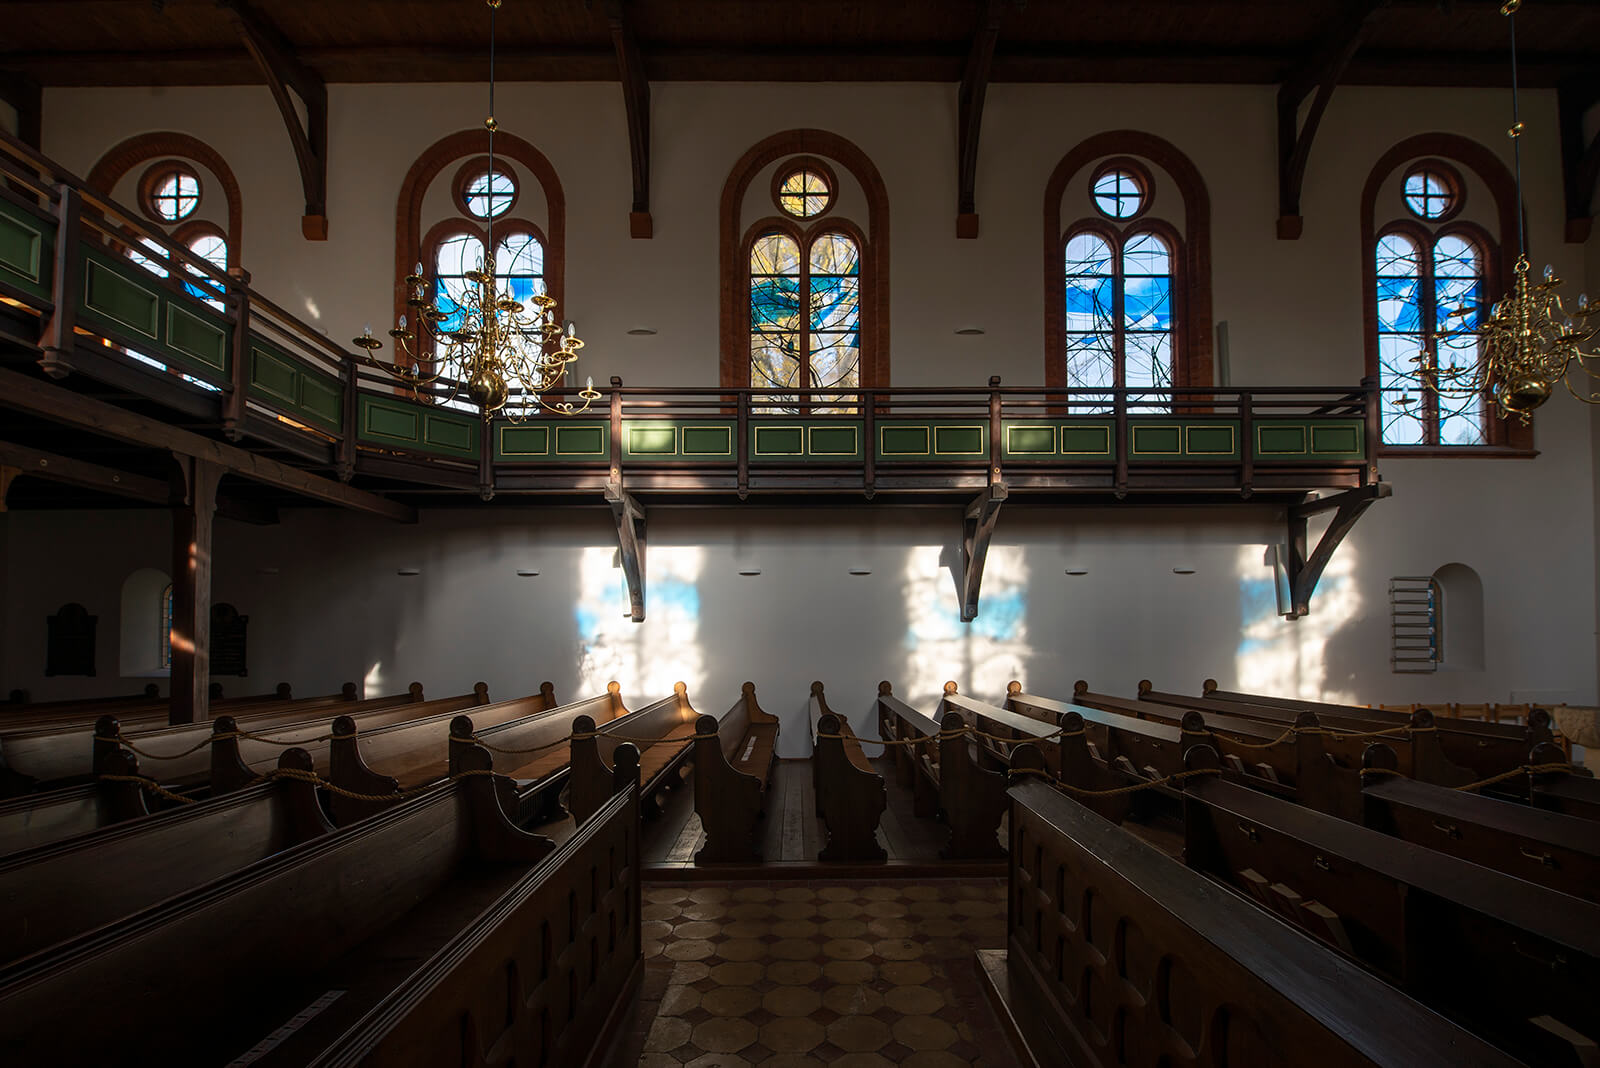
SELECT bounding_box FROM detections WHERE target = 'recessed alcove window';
[120,568,172,677]
[1433,562,1485,671]
[141,162,201,222]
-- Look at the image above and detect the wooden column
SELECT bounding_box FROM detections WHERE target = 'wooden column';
[169,456,223,724]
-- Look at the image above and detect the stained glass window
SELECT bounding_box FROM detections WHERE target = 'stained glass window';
[1403,168,1456,221]
[1063,229,1173,410]
[182,232,228,308]
[148,167,200,221]
[431,229,546,409]
[1375,229,1485,445]
[463,170,515,219]
[777,169,832,219]
[749,229,859,412]
[1092,169,1144,220]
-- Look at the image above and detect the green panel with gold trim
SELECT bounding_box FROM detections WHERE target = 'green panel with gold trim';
[748,421,863,463]
[0,195,54,302]
[621,420,737,461]
[492,420,609,462]
[165,304,229,375]
[999,420,1116,461]
[876,421,987,462]
[1128,420,1241,461]
[358,393,479,459]
[247,336,343,432]
[80,251,162,341]
[77,247,235,386]
[1254,419,1365,462]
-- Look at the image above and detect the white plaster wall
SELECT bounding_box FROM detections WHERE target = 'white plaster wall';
[13,79,1596,735]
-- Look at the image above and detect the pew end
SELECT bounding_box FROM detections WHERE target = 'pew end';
[327,713,403,825]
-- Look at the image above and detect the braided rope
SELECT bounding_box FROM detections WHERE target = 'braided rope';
[1360,761,1586,793]
[1007,764,1224,797]
[95,729,356,760]
[101,765,501,806]
[97,773,199,805]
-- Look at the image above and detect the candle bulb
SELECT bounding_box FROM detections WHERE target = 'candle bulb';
[363,322,372,337]
[565,321,576,338]
[398,314,407,330]
[414,262,423,276]
[585,376,594,389]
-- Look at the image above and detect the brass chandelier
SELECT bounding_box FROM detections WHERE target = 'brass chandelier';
[1414,0,1597,423]
[354,0,598,420]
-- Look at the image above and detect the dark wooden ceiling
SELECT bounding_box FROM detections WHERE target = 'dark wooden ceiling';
[1,0,1596,88]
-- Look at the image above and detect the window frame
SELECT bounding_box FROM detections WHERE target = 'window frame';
[451,156,521,221]
[1088,157,1156,223]
[138,160,202,224]
[770,156,839,222]
[1058,214,1184,401]
[419,216,550,380]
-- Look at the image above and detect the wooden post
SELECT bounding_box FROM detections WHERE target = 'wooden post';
[38,184,80,379]
[1360,375,1380,486]
[1238,389,1254,499]
[862,388,876,500]
[1114,385,1129,498]
[735,389,749,500]
[222,266,252,439]
[337,355,359,482]
[169,456,223,725]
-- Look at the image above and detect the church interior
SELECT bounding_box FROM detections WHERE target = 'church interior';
[1,0,1598,1064]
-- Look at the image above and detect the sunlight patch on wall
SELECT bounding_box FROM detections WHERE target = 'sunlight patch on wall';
[1234,544,1360,702]
[576,545,705,700]
[900,544,1030,708]
[362,660,383,699]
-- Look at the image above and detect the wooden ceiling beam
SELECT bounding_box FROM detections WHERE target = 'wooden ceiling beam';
[0,70,43,150]
[955,0,1008,240]
[0,368,415,522]
[0,439,280,523]
[1557,77,1600,244]
[214,0,329,240]
[1276,0,1390,240]
[605,0,652,239]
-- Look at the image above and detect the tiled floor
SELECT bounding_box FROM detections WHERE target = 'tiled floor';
[611,879,1021,1067]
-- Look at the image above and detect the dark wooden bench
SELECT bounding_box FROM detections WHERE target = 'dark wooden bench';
[0,747,328,965]
[0,744,637,1066]
[570,682,699,825]
[808,680,885,862]
[877,680,1006,860]
[449,682,629,824]
[326,683,555,824]
[0,748,151,860]
[0,681,287,733]
[692,681,780,863]
[995,752,1523,1068]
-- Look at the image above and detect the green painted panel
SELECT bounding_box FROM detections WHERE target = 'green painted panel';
[628,426,678,455]
[423,413,475,453]
[362,398,420,443]
[682,425,733,456]
[1130,424,1181,456]
[0,210,41,283]
[808,425,859,457]
[1185,424,1236,457]
[500,425,550,457]
[753,425,804,456]
[880,425,930,457]
[1005,425,1056,455]
[1257,424,1307,455]
[297,373,343,430]
[933,426,983,455]
[249,345,299,404]
[555,424,606,457]
[83,258,159,339]
[1311,423,1362,456]
[1058,424,1113,457]
[166,305,228,373]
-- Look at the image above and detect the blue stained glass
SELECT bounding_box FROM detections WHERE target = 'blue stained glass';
[1064,276,1113,333]
[1123,276,1171,330]
[751,277,800,329]
[809,276,860,332]
[1376,277,1421,334]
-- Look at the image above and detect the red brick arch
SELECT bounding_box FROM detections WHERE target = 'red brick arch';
[86,132,243,263]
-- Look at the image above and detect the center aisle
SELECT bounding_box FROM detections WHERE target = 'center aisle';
[609,879,1021,1067]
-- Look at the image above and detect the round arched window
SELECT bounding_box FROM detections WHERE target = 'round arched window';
[775,165,834,219]
[460,167,517,219]
[141,163,201,222]
[1402,163,1462,222]
[1090,165,1149,220]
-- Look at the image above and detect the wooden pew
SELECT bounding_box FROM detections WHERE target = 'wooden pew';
[450,683,628,825]
[1361,743,1600,903]
[941,684,1062,776]
[569,682,700,825]
[1174,747,1600,1067]
[1197,680,1553,779]
[808,680,886,862]
[0,749,151,859]
[0,681,298,735]
[876,681,1006,860]
[0,682,428,793]
[4,683,160,710]
[0,747,328,964]
[326,683,555,825]
[692,682,780,864]
[996,750,1524,1068]
[0,744,637,1066]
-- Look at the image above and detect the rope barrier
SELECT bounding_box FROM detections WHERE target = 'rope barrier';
[1006,764,1224,797]
[100,765,502,807]
[97,773,199,805]
[1359,761,1587,793]
[94,728,355,760]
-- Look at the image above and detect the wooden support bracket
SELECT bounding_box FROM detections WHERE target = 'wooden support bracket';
[0,70,42,149]
[605,481,647,622]
[1276,0,1388,239]
[0,465,18,512]
[959,483,1007,622]
[1557,77,1600,244]
[0,441,276,523]
[606,0,652,239]
[1285,482,1391,619]
[216,0,328,240]
[956,0,1007,239]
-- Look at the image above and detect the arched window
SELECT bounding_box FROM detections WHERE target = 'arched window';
[118,568,171,677]
[1045,137,1212,398]
[1361,137,1523,451]
[396,134,566,402]
[722,133,888,399]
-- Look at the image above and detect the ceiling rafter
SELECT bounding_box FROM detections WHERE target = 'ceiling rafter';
[212,0,329,240]
[0,70,42,149]
[1276,0,1391,240]
[604,0,652,239]
[1557,76,1600,243]
[955,0,1011,240]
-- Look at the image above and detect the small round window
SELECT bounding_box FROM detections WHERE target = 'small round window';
[1091,167,1146,220]
[144,164,201,222]
[463,169,516,219]
[1402,164,1461,221]
[777,168,832,219]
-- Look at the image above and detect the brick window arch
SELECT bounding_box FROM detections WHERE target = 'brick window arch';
[87,132,242,263]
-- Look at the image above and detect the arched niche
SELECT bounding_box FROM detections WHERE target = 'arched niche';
[120,567,171,678]
[1432,562,1484,671]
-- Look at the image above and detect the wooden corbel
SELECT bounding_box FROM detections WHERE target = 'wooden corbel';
[1557,77,1600,244]
[0,465,19,512]
[1284,482,1391,619]
[956,0,1007,239]
[606,0,652,238]
[1276,0,1388,239]
[0,70,42,149]
[216,0,329,240]
[605,481,647,622]
[959,483,1008,622]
